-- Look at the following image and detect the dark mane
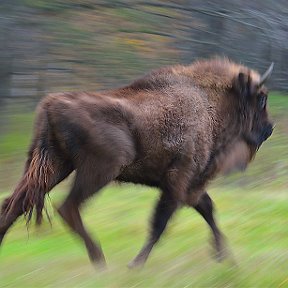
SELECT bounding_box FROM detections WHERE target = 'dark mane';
[126,58,261,94]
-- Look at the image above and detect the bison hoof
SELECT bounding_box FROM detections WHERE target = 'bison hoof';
[209,236,228,262]
[127,259,145,269]
[214,247,227,262]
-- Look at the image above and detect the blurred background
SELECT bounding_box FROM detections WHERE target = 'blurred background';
[0,1,287,287]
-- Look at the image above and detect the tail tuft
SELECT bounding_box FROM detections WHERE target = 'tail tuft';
[3,147,54,225]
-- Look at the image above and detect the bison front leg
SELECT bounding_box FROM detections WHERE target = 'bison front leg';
[192,192,227,261]
[128,192,178,269]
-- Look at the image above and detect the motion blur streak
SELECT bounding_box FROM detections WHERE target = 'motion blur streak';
[0,1,287,287]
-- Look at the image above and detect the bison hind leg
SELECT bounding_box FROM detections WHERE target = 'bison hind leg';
[57,152,132,267]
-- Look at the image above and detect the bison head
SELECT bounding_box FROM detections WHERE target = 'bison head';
[220,63,274,175]
[234,63,274,157]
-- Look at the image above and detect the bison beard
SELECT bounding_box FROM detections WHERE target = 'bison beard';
[0,58,273,268]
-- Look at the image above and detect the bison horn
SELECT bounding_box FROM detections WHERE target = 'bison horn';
[259,62,274,87]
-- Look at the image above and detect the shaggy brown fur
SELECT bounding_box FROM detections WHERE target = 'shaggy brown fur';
[0,58,273,268]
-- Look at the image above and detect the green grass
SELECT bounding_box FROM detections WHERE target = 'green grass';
[0,185,288,287]
[0,92,287,287]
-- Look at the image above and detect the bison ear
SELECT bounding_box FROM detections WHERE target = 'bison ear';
[233,72,253,99]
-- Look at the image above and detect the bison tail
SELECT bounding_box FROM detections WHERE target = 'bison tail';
[2,145,55,226]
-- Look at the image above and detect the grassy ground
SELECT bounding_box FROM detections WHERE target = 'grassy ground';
[0,93,287,287]
[0,185,287,287]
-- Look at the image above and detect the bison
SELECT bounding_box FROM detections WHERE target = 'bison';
[0,58,273,268]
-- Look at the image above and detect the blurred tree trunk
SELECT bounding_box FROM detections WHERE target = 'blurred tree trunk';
[0,9,13,105]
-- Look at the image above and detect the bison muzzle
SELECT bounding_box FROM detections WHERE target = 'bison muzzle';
[0,58,274,268]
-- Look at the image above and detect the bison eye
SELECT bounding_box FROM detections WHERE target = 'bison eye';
[258,94,267,110]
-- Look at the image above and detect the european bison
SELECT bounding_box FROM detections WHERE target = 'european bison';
[0,58,273,268]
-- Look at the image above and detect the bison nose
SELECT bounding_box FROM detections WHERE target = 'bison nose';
[263,123,273,141]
